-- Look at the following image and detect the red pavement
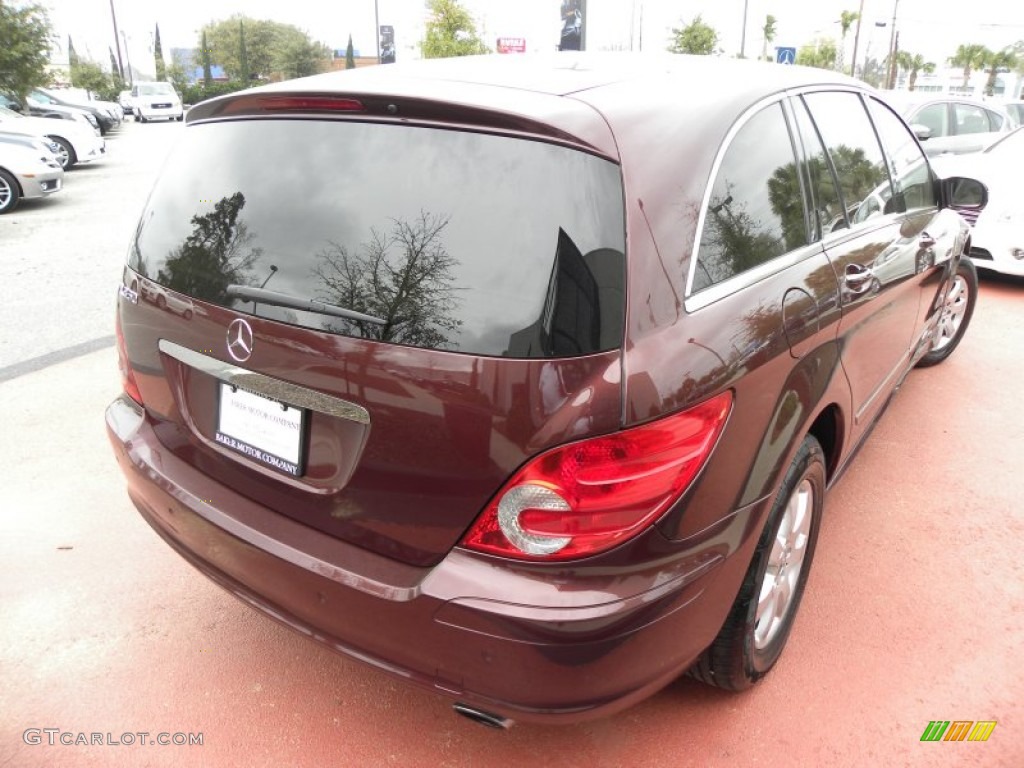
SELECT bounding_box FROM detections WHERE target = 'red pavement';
[2,276,1022,768]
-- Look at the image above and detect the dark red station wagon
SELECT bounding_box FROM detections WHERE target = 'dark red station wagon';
[107,54,982,726]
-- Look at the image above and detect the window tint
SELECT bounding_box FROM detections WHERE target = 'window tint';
[984,109,1005,130]
[692,103,807,292]
[914,104,949,137]
[867,98,937,212]
[131,120,626,358]
[792,98,845,240]
[954,103,991,134]
[802,92,892,232]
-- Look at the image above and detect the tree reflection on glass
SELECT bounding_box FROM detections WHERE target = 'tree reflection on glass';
[156,192,261,303]
[312,211,462,348]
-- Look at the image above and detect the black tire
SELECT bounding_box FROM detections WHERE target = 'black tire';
[47,135,77,170]
[0,168,21,214]
[690,435,825,691]
[916,258,977,368]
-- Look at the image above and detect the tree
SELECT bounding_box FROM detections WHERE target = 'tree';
[345,34,355,70]
[201,16,328,81]
[71,59,114,99]
[0,3,54,106]
[895,51,935,91]
[668,15,719,56]
[797,39,838,70]
[761,15,777,62]
[153,23,166,80]
[421,0,490,59]
[275,35,328,79]
[948,43,989,90]
[981,47,1018,96]
[836,10,859,72]
[239,20,250,82]
[68,34,79,66]
[201,30,213,86]
[166,61,189,96]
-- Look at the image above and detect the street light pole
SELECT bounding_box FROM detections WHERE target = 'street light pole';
[120,31,133,86]
[108,0,125,79]
[374,0,380,64]
[740,0,748,58]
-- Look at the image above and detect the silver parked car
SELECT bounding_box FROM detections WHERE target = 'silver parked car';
[0,106,106,169]
[0,141,63,214]
[882,93,1014,156]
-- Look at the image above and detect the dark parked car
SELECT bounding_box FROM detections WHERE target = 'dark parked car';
[107,54,982,726]
[29,87,120,135]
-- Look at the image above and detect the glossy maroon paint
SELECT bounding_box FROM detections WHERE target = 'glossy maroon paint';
[106,54,972,723]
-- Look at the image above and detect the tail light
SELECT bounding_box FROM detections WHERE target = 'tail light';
[115,311,143,405]
[220,95,366,116]
[461,392,733,561]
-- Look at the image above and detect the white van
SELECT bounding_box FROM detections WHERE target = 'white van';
[131,82,183,123]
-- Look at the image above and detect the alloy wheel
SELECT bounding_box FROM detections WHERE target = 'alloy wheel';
[754,478,813,650]
[932,274,970,352]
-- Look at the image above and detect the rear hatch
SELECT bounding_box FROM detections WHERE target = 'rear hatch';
[119,106,627,567]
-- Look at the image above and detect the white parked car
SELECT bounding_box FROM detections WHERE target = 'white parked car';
[883,93,1015,156]
[0,106,105,169]
[131,82,184,123]
[933,127,1024,277]
[0,141,64,214]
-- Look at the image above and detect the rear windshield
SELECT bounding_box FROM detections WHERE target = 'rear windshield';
[130,118,626,358]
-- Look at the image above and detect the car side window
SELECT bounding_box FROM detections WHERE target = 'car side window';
[954,103,990,134]
[866,98,938,212]
[791,98,845,240]
[984,109,1005,130]
[802,92,892,233]
[692,103,808,293]
[913,104,949,137]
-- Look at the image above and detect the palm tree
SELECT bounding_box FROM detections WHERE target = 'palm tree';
[836,10,859,72]
[948,43,990,91]
[895,51,935,91]
[761,15,777,62]
[981,47,1018,96]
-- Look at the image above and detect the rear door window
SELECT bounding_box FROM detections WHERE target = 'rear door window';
[953,103,991,134]
[130,120,626,358]
[801,92,892,232]
[691,102,808,292]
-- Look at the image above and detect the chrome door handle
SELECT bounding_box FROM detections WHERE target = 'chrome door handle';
[844,263,874,291]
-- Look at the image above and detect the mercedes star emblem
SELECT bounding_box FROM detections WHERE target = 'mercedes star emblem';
[226,318,254,362]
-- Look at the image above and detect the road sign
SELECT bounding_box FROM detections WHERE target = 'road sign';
[776,47,796,65]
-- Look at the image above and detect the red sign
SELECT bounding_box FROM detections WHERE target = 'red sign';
[496,37,526,54]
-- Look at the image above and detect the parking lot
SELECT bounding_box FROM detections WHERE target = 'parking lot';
[1,120,1023,767]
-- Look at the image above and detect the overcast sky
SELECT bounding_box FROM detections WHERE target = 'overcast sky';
[40,0,1024,76]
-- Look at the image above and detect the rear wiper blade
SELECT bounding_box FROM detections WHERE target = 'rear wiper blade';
[226,284,386,325]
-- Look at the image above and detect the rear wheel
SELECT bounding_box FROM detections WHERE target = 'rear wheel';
[47,136,76,169]
[0,169,20,214]
[916,258,977,368]
[690,435,825,691]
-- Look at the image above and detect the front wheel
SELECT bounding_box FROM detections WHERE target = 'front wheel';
[690,435,825,691]
[47,136,76,169]
[0,169,21,214]
[916,258,977,368]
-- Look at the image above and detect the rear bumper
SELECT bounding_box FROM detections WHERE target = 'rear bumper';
[106,395,759,723]
[137,104,183,120]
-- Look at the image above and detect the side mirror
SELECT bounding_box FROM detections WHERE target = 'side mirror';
[911,123,932,141]
[940,176,988,215]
